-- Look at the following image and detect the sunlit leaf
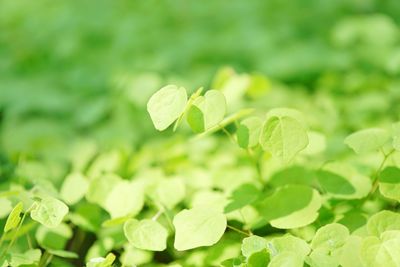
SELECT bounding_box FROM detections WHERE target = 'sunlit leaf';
[173,207,227,251]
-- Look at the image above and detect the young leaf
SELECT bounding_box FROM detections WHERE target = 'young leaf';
[361,230,400,267]
[124,219,168,251]
[268,251,304,267]
[257,185,321,229]
[344,128,389,154]
[30,197,69,228]
[187,90,226,133]
[367,210,400,236]
[147,85,188,131]
[103,180,144,218]
[311,223,349,252]
[247,249,270,267]
[269,234,310,259]
[306,248,339,267]
[45,248,79,259]
[173,207,227,251]
[153,177,186,209]
[224,183,260,213]
[4,202,23,232]
[60,172,89,205]
[236,116,263,148]
[241,235,268,258]
[316,170,356,197]
[9,249,41,267]
[259,114,308,163]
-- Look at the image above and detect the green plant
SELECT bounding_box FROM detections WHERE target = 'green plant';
[1,68,400,266]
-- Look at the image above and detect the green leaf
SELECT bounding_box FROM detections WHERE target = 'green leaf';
[361,230,400,267]
[124,219,168,251]
[86,173,121,206]
[337,235,364,267]
[247,249,270,267]
[236,116,263,148]
[173,207,227,251]
[153,177,186,209]
[259,114,308,163]
[147,85,188,131]
[45,248,79,259]
[344,128,389,154]
[4,202,23,232]
[269,234,310,259]
[30,197,69,228]
[60,172,89,205]
[367,210,400,236]
[87,253,116,267]
[224,184,260,213]
[241,235,268,258]
[258,185,321,229]
[311,223,349,252]
[103,180,144,218]
[306,248,339,267]
[268,251,304,267]
[9,249,41,267]
[187,90,226,132]
[316,170,356,197]
[378,167,400,201]
[379,166,400,184]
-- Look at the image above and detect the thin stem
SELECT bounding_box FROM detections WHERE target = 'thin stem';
[226,225,251,237]
[247,148,263,184]
[366,149,395,200]
[152,210,163,221]
[221,126,236,144]
[0,203,35,262]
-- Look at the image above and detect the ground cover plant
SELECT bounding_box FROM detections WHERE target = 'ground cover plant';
[2,0,400,266]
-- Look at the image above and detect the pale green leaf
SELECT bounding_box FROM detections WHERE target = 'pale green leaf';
[4,202,23,232]
[259,115,308,163]
[60,172,89,205]
[269,234,310,259]
[173,207,227,251]
[344,128,389,154]
[147,85,188,131]
[236,116,263,148]
[103,180,144,218]
[46,248,79,259]
[306,248,339,267]
[311,223,349,252]
[241,235,268,258]
[30,197,69,228]
[9,249,41,267]
[367,210,400,236]
[153,178,185,209]
[187,90,226,132]
[361,230,400,267]
[86,173,121,206]
[124,219,168,251]
[337,235,364,267]
[268,251,304,267]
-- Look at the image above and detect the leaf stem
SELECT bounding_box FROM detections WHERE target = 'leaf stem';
[226,225,251,237]
[366,149,395,200]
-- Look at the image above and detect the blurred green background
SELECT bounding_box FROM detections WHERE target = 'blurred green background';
[1,0,400,161]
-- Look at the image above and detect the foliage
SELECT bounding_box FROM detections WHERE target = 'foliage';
[2,0,400,266]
